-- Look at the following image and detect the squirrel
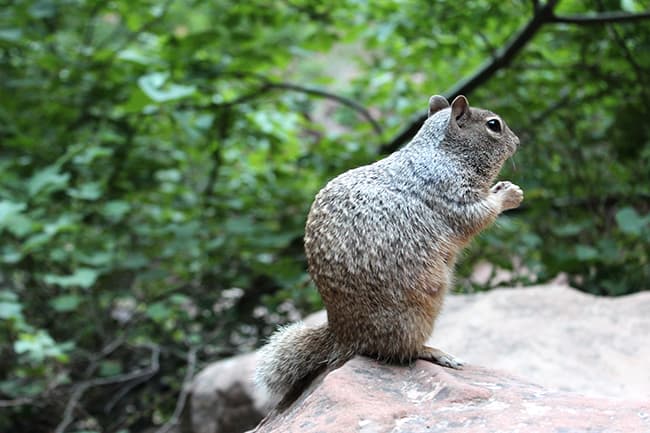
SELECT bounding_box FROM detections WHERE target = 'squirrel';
[255,94,523,403]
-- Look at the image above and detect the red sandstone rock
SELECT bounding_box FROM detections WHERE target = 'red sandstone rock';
[252,357,650,433]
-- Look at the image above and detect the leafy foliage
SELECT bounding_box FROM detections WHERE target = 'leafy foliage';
[0,0,649,431]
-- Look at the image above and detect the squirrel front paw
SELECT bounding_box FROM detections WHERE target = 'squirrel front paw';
[491,181,523,211]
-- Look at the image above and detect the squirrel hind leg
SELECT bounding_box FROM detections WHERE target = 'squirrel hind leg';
[417,345,464,369]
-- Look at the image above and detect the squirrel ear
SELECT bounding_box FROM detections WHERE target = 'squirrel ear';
[450,95,470,125]
[428,95,449,117]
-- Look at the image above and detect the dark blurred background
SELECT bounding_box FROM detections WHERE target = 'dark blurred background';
[1,0,649,432]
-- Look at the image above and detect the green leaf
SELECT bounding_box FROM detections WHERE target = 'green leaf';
[0,379,36,399]
[44,268,98,289]
[27,166,70,197]
[155,169,182,182]
[596,238,620,263]
[5,214,34,238]
[521,233,542,248]
[72,146,113,165]
[0,290,18,302]
[43,214,77,235]
[138,72,196,102]
[120,252,149,269]
[0,301,22,320]
[118,48,154,65]
[0,201,26,224]
[621,0,642,13]
[551,223,584,237]
[146,302,170,322]
[169,294,191,305]
[119,88,151,113]
[575,245,598,261]
[0,29,21,42]
[0,201,33,237]
[50,295,82,312]
[28,1,56,18]
[78,251,113,266]
[14,330,68,363]
[1,246,22,264]
[67,182,103,200]
[102,201,131,222]
[615,207,648,236]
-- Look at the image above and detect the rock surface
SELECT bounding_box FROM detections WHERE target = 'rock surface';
[185,284,650,433]
[185,352,275,433]
[430,284,650,399]
[251,357,650,433]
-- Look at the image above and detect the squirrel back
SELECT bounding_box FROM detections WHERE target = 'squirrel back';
[255,94,522,403]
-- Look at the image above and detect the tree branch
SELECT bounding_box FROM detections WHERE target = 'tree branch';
[604,18,650,112]
[54,344,160,433]
[0,337,126,410]
[0,396,36,408]
[531,0,540,12]
[202,106,230,204]
[380,0,559,153]
[592,1,650,113]
[551,10,650,25]
[380,3,650,154]
[266,82,383,136]
[215,71,383,136]
[154,347,197,433]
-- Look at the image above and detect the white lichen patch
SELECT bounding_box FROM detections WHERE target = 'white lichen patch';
[522,401,550,416]
[482,399,511,411]
[403,380,444,402]
[357,418,381,433]
[471,381,503,391]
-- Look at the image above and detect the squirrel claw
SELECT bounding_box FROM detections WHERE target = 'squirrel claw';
[490,180,513,193]
[418,345,464,369]
[491,180,523,211]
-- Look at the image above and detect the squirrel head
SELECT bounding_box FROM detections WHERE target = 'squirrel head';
[424,94,520,184]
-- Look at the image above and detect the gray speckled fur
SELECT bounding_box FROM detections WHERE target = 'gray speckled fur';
[255,96,523,402]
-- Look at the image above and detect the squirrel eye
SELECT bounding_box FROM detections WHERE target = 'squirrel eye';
[486,118,502,133]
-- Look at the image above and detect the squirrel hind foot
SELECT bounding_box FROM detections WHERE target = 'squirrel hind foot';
[417,345,464,369]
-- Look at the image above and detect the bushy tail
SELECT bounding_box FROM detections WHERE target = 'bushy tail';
[255,322,345,401]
